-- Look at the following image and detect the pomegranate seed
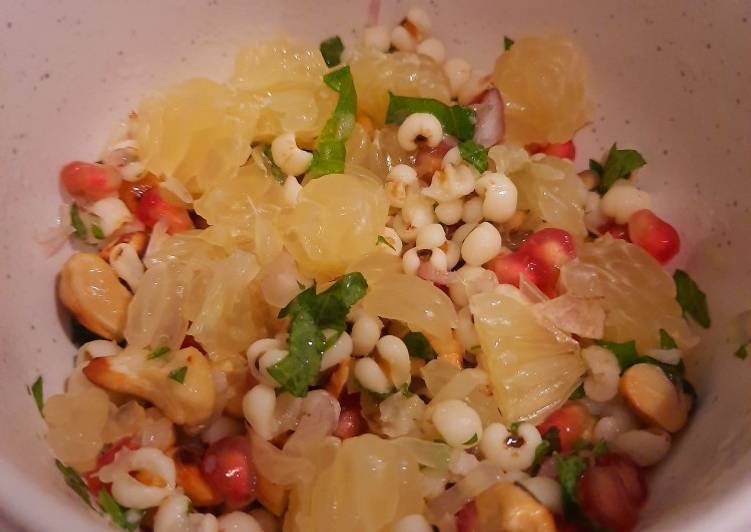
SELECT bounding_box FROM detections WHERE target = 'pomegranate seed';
[456,501,478,532]
[525,140,576,161]
[600,221,630,241]
[627,209,680,264]
[136,188,193,234]
[84,437,140,495]
[333,394,367,439]
[60,161,121,202]
[201,436,258,510]
[536,402,592,453]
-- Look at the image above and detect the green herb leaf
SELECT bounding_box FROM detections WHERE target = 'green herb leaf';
[403,331,437,360]
[596,339,641,370]
[458,139,488,173]
[322,329,343,352]
[28,376,44,415]
[320,35,344,67]
[98,489,141,531]
[595,144,647,195]
[659,328,678,349]
[530,426,561,473]
[168,366,188,384]
[569,384,585,400]
[556,454,588,518]
[147,346,170,360]
[398,383,414,398]
[55,460,93,508]
[376,235,396,251]
[70,203,87,240]
[305,272,369,331]
[503,36,514,51]
[262,145,286,184]
[508,421,521,434]
[308,66,358,178]
[463,433,479,446]
[588,158,604,175]
[674,269,711,328]
[735,342,750,360]
[91,224,105,240]
[385,92,476,141]
[592,440,609,457]
[572,438,590,452]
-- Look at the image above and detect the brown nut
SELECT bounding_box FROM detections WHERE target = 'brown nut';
[58,253,132,340]
[475,482,556,532]
[257,473,289,516]
[83,346,215,426]
[325,358,351,399]
[223,366,253,419]
[168,447,223,507]
[620,363,690,433]
[99,231,148,261]
[118,173,160,213]
[426,331,463,369]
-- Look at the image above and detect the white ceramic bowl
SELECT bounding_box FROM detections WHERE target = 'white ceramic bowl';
[1,1,750,530]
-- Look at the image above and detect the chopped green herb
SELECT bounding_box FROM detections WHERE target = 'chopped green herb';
[508,421,521,434]
[458,139,488,173]
[55,460,93,508]
[402,331,437,361]
[674,269,711,328]
[376,235,396,251]
[28,376,44,415]
[91,224,105,240]
[168,366,188,384]
[592,440,609,457]
[319,35,344,67]
[385,92,476,141]
[70,203,87,240]
[588,158,604,176]
[503,36,515,51]
[572,438,590,452]
[556,454,588,518]
[98,489,140,531]
[398,383,414,398]
[147,346,170,360]
[270,272,368,396]
[308,66,358,178]
[262,145,286,184]
[659,328,678,349]
[735,342,750,360]
[594,144,647,195]
[569,384,585,400]
[530,426,561,473]
[596,339,640,370]
[322,329,343,352]
[463,433,479,446]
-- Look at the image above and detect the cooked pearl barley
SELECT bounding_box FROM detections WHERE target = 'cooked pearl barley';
[376,335,411,387]
[247,338,285,386]
[445,240,461,270]
[406,7,432,34]
[480,422,541,471]
[89,197,133,236]
[519,476,563,515]
[393,514,433,532]
[243,384,277,440]
[432,399,483,448]
[461,222,503,266]
[201,416,244,445]
[451,222,477,247]
[248,509,278,532]
[416,38,446,64]
[271,132,313,176]
[282,176,302,206]
[217,511,264,532]
[443,58,472,97]
[80,339,121,359]
[402,247,421,275]
[397,113,443,151]
[385,181,408,209]
[99,448,176,509]
[378,227,403,256]
[600,182,652,224]
[258,349,288,385]
[416,223,446,250]
[392,213,418,243]
[593,416,622,442]
[422,163,477,202]
[476,173,518,223]
[354,357,392,394]
[435,199,463,225]
[321,331,354,371]
[613,429,671,467]
[429,247,448,272]
[449,449,480,476]
[154,494,219,532]
[581,345,620,402]
[109,242,144,291]
[462,196,484,223]
[402,198,435,228]
[442,146,462,168]
[351,312,383,356]
[456,306,480,351]
[420,468,449,499]
[391,25,417,52]
[583,191,608,233]
[363,25,391,52]
[387,164,418,185]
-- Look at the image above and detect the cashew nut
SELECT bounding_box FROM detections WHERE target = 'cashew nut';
[83,346,216,426]
[397,113,444,151]
[620,363,691,433]
[271,132,313,176]
[58,253,133,340]
[475,482,556,532]
[168,446,223,507]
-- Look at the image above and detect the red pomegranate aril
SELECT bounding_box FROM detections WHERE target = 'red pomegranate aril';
[455,500,478,532]
[600,221,630,241]
[201,436,258,510]
[414,136,458,182]
[84,437,140,495]
[525,140,576,161]
[136,187,193,234]
[577,453,647,532]
[60,161,122,202]
[627,209,680,264]
[334,393,367,439]
[536,402,592,454]
[517,228,576,269]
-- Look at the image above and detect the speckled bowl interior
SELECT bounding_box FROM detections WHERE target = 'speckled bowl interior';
[1,1,750,530]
